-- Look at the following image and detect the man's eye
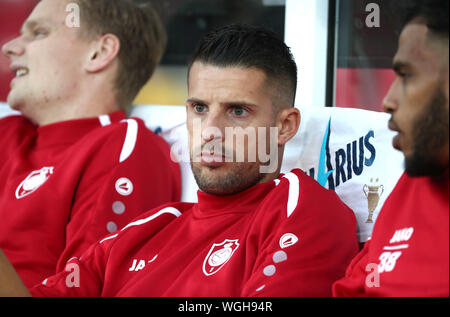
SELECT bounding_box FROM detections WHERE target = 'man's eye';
[397,71,411,79]
[33,29,47,38]
[193,104,207,113]
[231,107,248,117]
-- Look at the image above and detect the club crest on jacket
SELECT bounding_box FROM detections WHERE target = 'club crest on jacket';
[15,167,54,199]
[203,239,240,276]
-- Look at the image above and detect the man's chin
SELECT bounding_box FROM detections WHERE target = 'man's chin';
[192,163,263,196]
[6,94,23,112]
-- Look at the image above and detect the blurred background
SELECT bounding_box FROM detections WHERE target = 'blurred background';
[0,0,399,111]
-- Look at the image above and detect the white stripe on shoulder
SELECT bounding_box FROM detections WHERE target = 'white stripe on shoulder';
[100,207,182,244]
[98,114,112,126]
[119,119,138,163]
[99,233,118,244]
[283,172,300,218]
[121,207,182,231]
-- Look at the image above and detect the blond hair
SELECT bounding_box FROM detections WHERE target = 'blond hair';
[72,0,167,108]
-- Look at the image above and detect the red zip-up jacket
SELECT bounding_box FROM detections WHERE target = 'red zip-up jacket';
[30,169,358,297]
[0,112,181,288]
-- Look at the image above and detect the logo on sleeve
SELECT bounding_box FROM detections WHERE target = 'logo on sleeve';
[279,233,298,249]
[128,255,158,272]
[16,167,54,199]
[115,177,133,196]
[376,227,414,274]
[203,239,239,276]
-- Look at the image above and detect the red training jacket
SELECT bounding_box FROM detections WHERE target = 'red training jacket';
[31,169,359,297]
[0,111,181,288]
[333,172,449,297]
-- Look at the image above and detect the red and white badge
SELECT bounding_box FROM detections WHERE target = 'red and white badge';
[115,177,133,196]
[15,167,54,199]
[279,233,299,249]
[203,239,240,276]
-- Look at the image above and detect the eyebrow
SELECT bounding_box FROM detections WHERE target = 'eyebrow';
[20,19,47,34]
[225,101,258,109]
[186,98,205,105]
[186,98,258,108]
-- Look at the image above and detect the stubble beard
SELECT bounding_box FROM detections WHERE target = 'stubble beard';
[190,161,266,196]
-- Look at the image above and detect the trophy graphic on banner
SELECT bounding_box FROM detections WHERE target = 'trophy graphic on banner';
[363,178,384,223]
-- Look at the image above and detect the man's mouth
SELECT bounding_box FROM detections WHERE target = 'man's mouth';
[200,151,226,164]
[192,146,233,167]
[10,65,29,78]
[388,119,399,133]
[9,66,29,88]
[15,68,29,77]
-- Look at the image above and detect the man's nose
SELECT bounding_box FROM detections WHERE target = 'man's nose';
[382,79,399,114]
[202,111,225,143]
[1,36,25,58]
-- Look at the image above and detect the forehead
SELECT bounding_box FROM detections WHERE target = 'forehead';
[394,23,443,73]
[24,0,67,27]
[188,62,271,100]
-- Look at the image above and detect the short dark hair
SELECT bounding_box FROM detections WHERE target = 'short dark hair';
[188,24,297,109]
[395,0,449,39]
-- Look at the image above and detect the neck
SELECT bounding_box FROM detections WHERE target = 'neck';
[256,147,284,184]
[27,94,121,126]
[21,72,124,126]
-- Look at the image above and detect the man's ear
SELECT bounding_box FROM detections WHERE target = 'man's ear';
[276,107,300,146]
[85,34,120,73]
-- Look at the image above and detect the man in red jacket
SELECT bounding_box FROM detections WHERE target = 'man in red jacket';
[0,24,359,297]
[0,0,180,289]
[333,0,449,297]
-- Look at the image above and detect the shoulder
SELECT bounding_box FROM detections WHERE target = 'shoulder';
[275,169,350,208]
[250,169,358,252]
[92,116,153,145]
[261,168,355,223]
[82,116,171,164]
[375,172,448,227]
